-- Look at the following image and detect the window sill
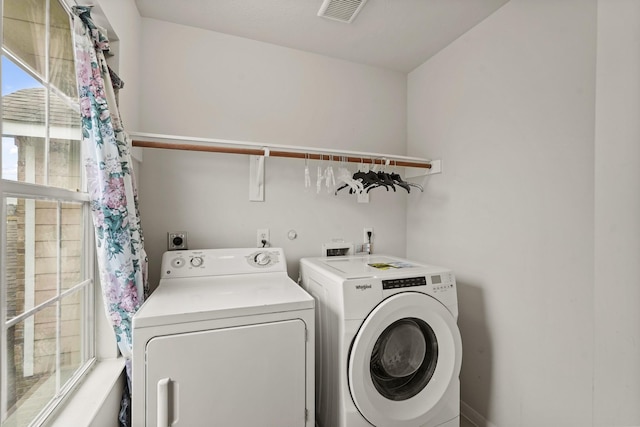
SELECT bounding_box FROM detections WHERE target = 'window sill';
[45,358,126,427]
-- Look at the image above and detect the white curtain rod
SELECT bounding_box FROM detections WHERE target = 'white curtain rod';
[129,132,432,169]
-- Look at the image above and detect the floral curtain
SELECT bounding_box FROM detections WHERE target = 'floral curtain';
[72,6,148,425]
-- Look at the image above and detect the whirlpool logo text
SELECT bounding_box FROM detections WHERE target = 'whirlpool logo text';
[355,284,372,291]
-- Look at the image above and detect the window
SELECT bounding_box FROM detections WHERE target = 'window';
[1,1,95,426]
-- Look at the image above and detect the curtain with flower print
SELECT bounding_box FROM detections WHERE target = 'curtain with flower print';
[72,7,148,424]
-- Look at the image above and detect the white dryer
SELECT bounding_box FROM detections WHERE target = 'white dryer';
[300,255,462,427]
[132,248,315,427]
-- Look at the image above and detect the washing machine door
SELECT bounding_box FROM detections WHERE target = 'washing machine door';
[348,292,462,427]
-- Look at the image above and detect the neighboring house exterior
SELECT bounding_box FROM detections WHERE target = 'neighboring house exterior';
[3,87,82,413]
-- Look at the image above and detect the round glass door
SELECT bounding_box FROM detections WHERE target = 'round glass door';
[370,318,438,401]
[348,292,462,427]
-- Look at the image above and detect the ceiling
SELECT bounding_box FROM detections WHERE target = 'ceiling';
[134,0,509,73]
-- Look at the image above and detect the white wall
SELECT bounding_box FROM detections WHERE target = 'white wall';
[407,1,597,426]
[94,0,143,162]
[137,19,408,288]
[594,1,640,425]
[95,0,141,132]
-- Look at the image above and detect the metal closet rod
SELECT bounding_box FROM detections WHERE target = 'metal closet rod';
[129,132,432,170]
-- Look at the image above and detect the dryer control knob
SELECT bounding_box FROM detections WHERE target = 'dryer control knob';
[190,256,204,267]
[254,252,271,266]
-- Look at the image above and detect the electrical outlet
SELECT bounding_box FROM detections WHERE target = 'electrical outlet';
[257,228,270,248]
[363,227,373,244]
[168,231,188,250]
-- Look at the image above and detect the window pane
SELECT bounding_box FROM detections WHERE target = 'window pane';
[1,55,41,97]
[60,291,86,385]
[2,55,47,185]
[2,0,46,80]
[50,0,77,99]
[2,57,81,190]
[2,2,93,425]
[3,306,57,427]
[48,89,81,191]
[5,198,58,321]
[61,202,83,291]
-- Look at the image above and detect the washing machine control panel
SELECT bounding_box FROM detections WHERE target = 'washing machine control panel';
[430,272,456,293]
[382,276,427,290]
[381,272,456,293]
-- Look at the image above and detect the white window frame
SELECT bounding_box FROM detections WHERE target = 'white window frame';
[0,0,102,425]
[0,187,96,426]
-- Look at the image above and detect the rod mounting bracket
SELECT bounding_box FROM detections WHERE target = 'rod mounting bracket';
[249,155,265,202]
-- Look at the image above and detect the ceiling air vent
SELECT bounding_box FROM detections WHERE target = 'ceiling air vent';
[318,0,369,24]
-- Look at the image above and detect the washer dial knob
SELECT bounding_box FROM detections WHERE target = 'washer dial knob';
[190,256,204,267]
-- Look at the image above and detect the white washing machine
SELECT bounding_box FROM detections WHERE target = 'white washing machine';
[132,248,315,427]
[300,254,462,427]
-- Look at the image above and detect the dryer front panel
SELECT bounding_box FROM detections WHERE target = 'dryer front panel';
[347,292,462,427]
[145,319,308,426]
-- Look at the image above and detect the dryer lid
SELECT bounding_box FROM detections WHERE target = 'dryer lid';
[133,273,314,328]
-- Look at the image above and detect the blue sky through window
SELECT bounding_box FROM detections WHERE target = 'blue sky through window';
[2,56,41,94]
[2,55,43,180]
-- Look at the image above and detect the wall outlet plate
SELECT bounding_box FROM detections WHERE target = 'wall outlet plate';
[363,227,373,244]
[257,228,270,248]
[168,232,188,251]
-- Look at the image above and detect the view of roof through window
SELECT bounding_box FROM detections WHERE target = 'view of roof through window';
[2,56,41,181]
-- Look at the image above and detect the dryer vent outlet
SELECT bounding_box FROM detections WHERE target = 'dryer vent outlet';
[168,232,188,251]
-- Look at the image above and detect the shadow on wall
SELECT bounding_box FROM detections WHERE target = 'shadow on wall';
[457,280,493,424]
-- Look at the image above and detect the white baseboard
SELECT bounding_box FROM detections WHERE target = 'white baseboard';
[460,400,498,427]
